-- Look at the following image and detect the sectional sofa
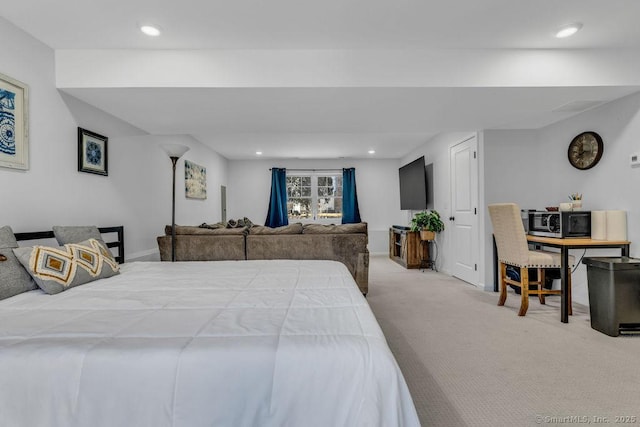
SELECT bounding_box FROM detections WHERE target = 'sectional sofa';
[157,222,370,294]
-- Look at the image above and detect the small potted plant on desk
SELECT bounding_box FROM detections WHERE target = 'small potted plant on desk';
[410,210,445,241]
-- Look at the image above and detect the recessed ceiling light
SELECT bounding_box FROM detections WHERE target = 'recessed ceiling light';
[140,25,161,37]
[368,150,376,155]
[256,151,263,155]
[555,23,583,39]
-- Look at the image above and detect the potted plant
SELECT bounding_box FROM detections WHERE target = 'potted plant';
[410,210,445,241]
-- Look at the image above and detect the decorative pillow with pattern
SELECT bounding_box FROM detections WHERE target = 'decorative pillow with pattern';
[0,225,38,300]
[13,238,119,295]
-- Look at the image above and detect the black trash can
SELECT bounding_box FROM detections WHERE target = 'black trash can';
[582,257,640,337]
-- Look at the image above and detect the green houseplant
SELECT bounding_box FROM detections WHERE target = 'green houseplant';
[410,210,445,241]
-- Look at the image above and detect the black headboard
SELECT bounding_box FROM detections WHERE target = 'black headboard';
[14,226,125,264]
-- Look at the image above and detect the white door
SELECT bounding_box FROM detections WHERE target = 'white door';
[450,136,479,286]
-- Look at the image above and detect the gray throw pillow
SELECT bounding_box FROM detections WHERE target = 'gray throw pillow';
[199,222,225,230]
[302,223,367,234]
[0,226,38,300]
[13,238,120,295]
[249,223,304,235]
[166,225,248,235]
[53,225,103,245]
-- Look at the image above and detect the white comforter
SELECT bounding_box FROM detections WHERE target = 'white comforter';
[0,260,419,427]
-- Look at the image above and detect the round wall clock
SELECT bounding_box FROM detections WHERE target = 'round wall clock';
[567,131,603,170]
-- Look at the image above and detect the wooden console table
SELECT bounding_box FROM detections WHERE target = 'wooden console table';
[389,227,428,269]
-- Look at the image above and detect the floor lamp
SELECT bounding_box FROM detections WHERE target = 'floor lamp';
[161,144,190,262]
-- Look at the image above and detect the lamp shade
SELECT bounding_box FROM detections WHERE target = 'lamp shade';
[160,144,190,159]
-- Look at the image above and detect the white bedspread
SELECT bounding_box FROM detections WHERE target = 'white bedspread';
[0,260,419,427]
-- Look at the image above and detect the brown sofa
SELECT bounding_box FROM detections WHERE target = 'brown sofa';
[157,225,247,261]
[157,223,369,294]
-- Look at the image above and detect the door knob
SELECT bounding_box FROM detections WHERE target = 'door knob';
[449,216,455,221]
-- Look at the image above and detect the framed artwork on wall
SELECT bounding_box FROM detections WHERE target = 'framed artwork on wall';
[77,127,108,176]
[0,73,29,170]
[185,159,206,199]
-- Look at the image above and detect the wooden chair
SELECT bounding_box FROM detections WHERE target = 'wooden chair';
[488,203,574,316]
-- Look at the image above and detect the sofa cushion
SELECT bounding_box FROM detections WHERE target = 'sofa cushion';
[245,233,369,294]
[249,223,303,235]
[157,235,246,261]
[302,222,367,234]
[0,226,38,300]
[165,225,248,235]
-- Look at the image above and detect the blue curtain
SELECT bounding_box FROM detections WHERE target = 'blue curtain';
[265,168,289,227]
[342,168,361,224]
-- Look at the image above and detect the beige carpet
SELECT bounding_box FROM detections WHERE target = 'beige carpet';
[366,255,640,427]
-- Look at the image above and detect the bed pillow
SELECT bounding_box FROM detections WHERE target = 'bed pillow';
[52,225,103,245]
[53,226,116,262]
[13,238,119,295]
[0,226,38,300]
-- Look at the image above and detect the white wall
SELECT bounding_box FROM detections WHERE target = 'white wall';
[103,134,228,259]
[483,92,640,305]
[482,129,540,291]
[0,18,228,260]
[226,158,405,253]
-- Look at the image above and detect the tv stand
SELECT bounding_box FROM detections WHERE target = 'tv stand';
[389,227,428,269]
[392,225,410,230]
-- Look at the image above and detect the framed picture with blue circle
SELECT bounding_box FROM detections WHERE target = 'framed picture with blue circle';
[77,127,108,176]
[0,72,29,171]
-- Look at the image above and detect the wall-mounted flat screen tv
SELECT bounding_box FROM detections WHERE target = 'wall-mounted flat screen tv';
[399,156,429,210]
[425,162,434,210]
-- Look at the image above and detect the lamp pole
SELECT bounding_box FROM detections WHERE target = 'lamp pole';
[160,144,190,262]
[170,156,179,262]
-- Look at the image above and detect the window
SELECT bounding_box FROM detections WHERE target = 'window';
[287,173,342,221]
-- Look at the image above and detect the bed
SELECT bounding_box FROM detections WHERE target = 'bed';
[0,227,419,426]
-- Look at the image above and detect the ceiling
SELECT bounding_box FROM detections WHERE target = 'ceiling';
[3,0,640,159]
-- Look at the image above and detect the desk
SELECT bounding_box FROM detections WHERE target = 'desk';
[526,235,630,323]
